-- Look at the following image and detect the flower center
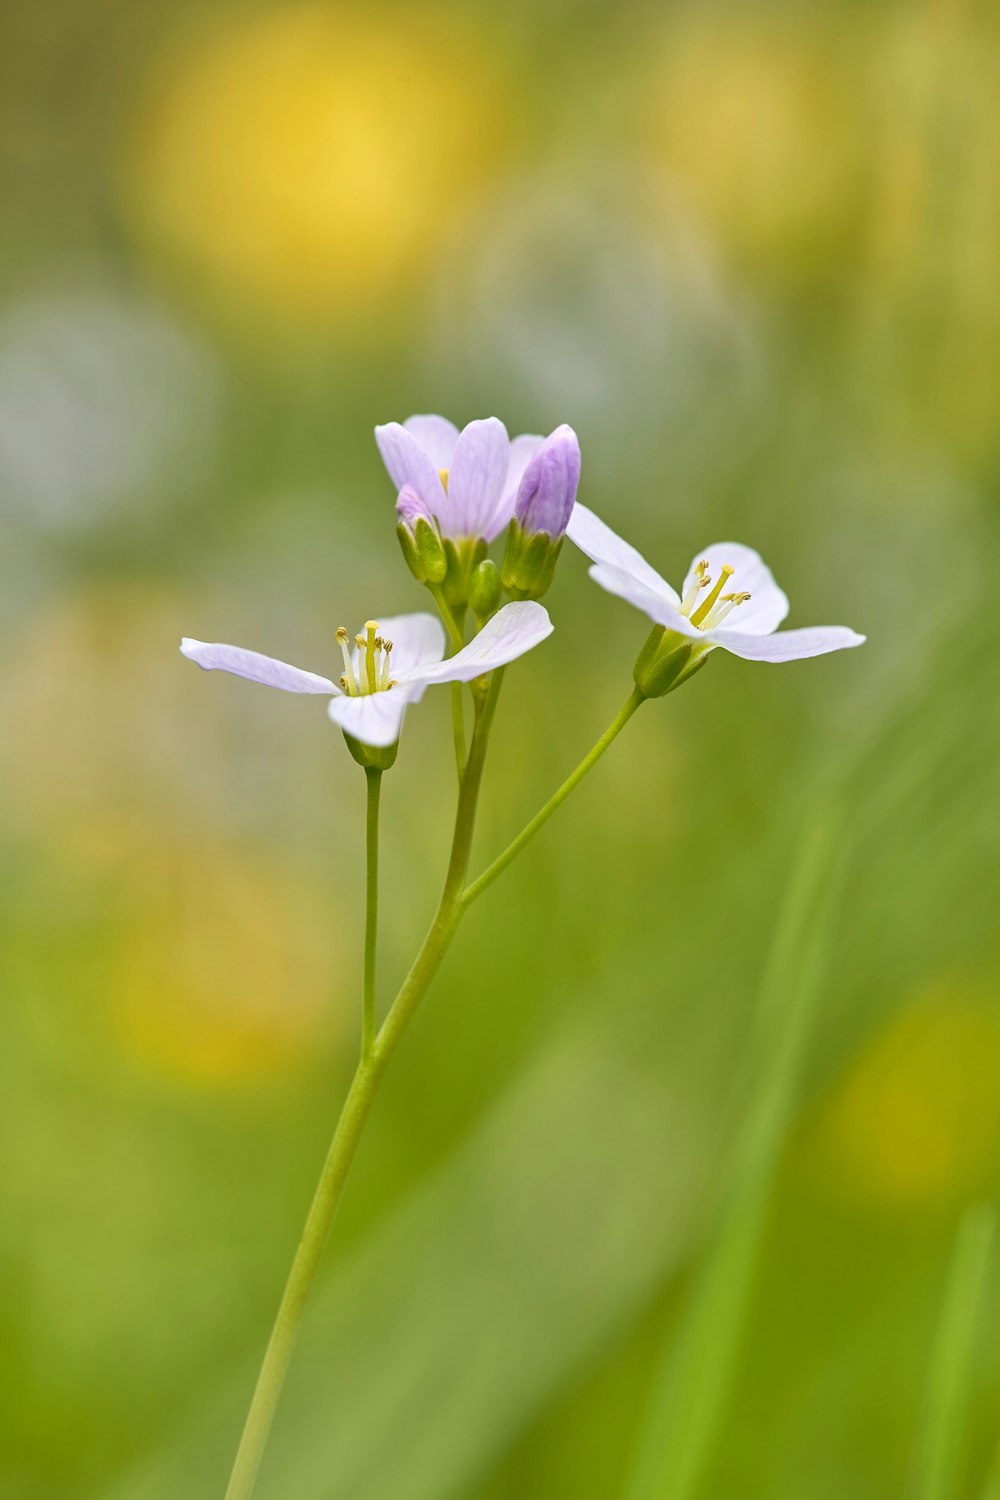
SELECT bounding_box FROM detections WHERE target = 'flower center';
[438,468,450,493]
[336,621,397,696]
[681,560,751,630]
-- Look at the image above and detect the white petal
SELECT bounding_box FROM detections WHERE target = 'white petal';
[446,417,510,539]
[405,601,553,686]
[374,423,447,511]
[683,542,789,634]
[402,414,459,471]
[180,638,336,693]
[586,566,703,638]
[362,612,445,678]
[566,504,680,605]
[328,687,414,747]
[706,624,866,662]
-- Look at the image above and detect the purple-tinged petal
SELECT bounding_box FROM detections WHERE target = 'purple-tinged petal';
[587,566,702,638]
[514,424,581,539]
[375,422,447,512]
[445,417,509,539]
[683,543,789,634]
[396,484,435,527]
[566,504,680,605]
[180,639,336,693]
[403,414,459,471]
[370,612,445,677]
[328,687,414,747]
[706,624,866,662]
[404,601,552,686]
[489,432,543,539]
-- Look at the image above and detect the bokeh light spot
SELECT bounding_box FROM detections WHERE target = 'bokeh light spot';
[124,5,506,331]
[816,989,1000,1207]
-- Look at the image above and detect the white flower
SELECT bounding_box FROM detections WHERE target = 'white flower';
[566,504,865,664]
[181,602,553,748]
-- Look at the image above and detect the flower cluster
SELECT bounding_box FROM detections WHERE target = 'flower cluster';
[181,413,863,754]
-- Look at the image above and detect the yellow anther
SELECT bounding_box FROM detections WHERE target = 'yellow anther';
[439,468,449,493]
[335,626,349,644]
[691,564,734,627]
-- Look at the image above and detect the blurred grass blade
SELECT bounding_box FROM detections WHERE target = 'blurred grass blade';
[624,807,844,1500]
[910,1204,995,1500]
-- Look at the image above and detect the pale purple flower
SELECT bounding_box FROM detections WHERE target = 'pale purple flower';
[514,424,581,540]
[376,415,549,543]
[181,603,553,748]
[566,504,865,663]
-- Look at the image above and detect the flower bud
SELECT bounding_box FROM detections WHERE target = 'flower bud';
[632,626,708,699]
[468,558,502,620]
[396,484,446,584]
[513,425,581,541]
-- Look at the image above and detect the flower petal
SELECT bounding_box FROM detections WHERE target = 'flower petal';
[514,424,581,540]
[404,601,553,686]
[375,422,447,512]
[180,638,336,693]
[446,417,510,539]
[369,612,445,678]
[493,432,544,537]
[403,414,459,471]
[586,565,702,637]
[566,504,681,605]
[706,624,866,662]
[396,484,435,527]
[328,687,414,748]
[682,542,789,634]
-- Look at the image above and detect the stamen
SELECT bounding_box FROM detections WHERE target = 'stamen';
[336,626,359,695]
[691,564,734,627]
[364,621,379,695]
[703,591,751,629]
[681,560,711,616]
[379,640,393,690]
[439,468,449,493]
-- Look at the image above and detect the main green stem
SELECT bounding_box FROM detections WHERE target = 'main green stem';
[462,687,644,908]
[361,768,381,1060]
[222,675,638,1500]
[223,675,503,1500]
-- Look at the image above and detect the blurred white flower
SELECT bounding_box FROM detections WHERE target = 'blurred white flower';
[0,288,221,531]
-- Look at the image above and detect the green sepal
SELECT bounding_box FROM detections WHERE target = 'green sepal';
[501,522,563,600]
[414,516,447,584]
[343,733,399,771]
[396,521,425,583]
[632,625,709,699]
[442,537,488,609]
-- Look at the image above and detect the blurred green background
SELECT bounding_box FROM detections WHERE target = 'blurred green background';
[2,0,999,1496]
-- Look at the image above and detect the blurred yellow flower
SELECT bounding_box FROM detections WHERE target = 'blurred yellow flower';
[815,989,1000,1206]
[643,16,866,276]
[123,5,506,331]
[107,836,336,1088]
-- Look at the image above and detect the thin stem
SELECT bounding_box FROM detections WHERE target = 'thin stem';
[428,584,465,653]
[222,671,505,1500]
[450,682,467,779]
[361,768,382,1060]
[461,686,644,908]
